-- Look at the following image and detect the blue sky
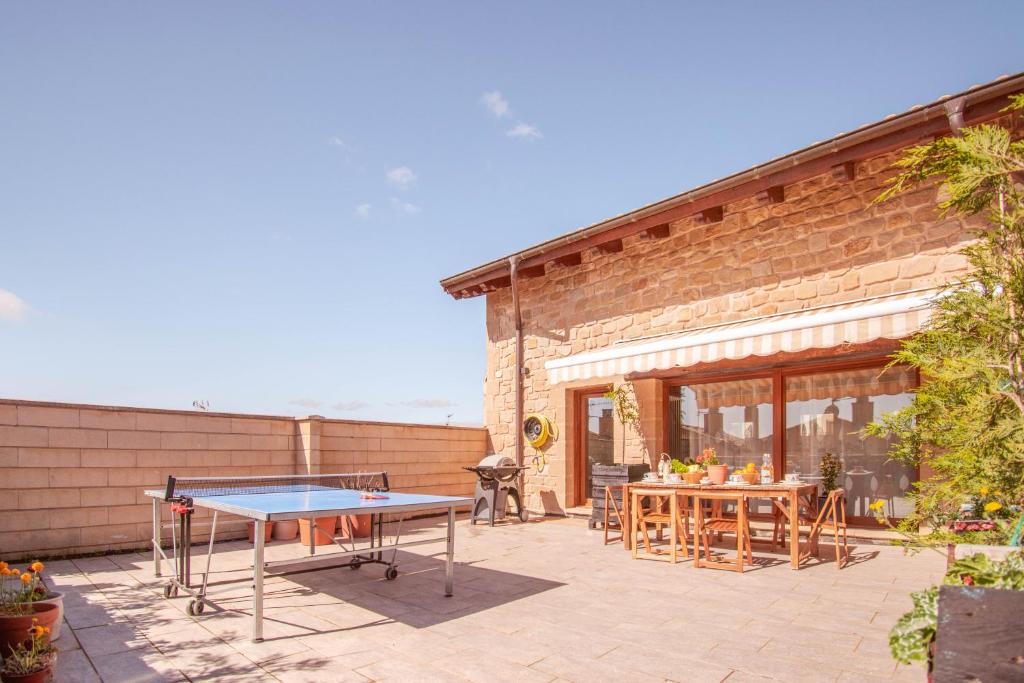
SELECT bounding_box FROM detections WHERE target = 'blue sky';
[1,2,1021,425]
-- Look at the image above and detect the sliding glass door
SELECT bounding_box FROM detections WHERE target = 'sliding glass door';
[665,360,917,523]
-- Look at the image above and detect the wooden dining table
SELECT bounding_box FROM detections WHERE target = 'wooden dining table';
[621,480,818,569]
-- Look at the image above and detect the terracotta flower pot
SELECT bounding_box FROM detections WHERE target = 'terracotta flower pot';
[1,664,54,683]
[299,517,337,547]
[706,464,728,485]
[246,521,274,544]
[339,514,372,540]
[742,470,759,485]
[271,519,299,541]
[0,603,58,656]
[33,593,63,641]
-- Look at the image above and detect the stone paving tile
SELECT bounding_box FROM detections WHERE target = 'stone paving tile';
[54,648,101,683]
[75,622,151,657]
[531,652,665,683]
[51,516,940,683]
[432,647,557,683]
[89,646,188,683]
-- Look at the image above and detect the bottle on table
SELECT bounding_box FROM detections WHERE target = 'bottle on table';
[760,453,774,484]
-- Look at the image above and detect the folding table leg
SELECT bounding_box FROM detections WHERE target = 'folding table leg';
[445,507,455,597]
[252,520,265,642]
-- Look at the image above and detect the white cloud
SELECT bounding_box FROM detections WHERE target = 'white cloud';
[398,399,457,408]
[480,90,510,118]
[506,122,542,141]
[0,289,28,322]
[386,166,417,189]
[390,197,421,215]
[289,398,323,409]
[327,137,347,148]
[333,400,370,411]
[355,203,371,219]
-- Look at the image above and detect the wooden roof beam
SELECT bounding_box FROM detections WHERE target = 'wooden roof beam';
[761,185,785,204]
[700,206,724,223]
[518,264,546,278]
[643,224,671,239]
[594,239,624,254]
[831,161,856,182]
[551,252,582,267]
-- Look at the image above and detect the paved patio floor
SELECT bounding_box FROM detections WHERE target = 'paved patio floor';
[45,515,942,682]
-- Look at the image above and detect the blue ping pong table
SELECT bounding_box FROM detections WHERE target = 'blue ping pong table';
[147,473,472,641]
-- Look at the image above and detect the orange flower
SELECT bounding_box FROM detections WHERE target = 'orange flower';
[0,561,7,571]
[29,561,43,573]
[20,572,32,585]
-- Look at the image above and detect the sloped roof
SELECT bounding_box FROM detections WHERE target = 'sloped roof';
[441,72,1024,299]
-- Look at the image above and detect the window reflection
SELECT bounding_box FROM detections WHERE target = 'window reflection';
[785,366,916,518]
[668,378,774,470]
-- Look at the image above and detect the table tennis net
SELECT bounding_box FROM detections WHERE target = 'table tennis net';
[164,472,390,500]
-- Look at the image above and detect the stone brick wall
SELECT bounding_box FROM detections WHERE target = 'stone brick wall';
[320,420,485,497]
[0,399,487,559]
[483,145,982,515]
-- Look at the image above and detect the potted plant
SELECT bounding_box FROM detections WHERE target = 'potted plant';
[603,383,641,462]
[0,561,59,657]
[1,619,57,683]
[24,563,63,642]
[697,448,727,485]
[672,458,703,484]
[818,452,842,508]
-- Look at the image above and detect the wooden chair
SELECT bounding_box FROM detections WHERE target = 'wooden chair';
[630,487,689,563]
[602,485,625,545]
[776,488,849,568]
[807,488,849,569]
[693,491,752,573]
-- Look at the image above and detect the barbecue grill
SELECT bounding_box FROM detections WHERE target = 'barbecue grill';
[463,454,529,525]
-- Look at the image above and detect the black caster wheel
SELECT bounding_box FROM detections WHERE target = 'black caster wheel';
[385,566,399,581]
[349,562,361,570]
[186,599,205,616]
[163,584,178,599]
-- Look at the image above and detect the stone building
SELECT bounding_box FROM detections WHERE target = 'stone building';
[441,74,1024,524]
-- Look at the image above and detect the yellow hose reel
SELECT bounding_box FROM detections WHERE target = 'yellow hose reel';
[523,414,555,449]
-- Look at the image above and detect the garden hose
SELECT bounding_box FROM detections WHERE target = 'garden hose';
[523,414,554,448]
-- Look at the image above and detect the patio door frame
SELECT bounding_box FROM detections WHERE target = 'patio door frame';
[661,354,920,526]
[574,385,612,507]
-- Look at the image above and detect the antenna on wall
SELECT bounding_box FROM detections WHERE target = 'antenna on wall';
[446,413,454,426]
[192,400,209,411]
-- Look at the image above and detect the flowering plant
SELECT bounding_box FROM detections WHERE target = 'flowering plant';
[694,448,719,466]
[0,560,45,616]
[1,618,56,675]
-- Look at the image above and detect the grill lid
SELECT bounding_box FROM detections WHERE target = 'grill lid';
[475,453,516,469]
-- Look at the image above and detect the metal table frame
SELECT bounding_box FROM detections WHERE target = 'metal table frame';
[148,486,470,641]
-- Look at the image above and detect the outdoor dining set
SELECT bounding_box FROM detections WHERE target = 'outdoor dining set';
[602,476,850,573]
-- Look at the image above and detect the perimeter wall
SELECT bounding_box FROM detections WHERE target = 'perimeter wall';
[0,399,488,559]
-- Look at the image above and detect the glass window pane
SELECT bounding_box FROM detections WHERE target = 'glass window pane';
[784,366,916,518]
[584,396,614,500]
[668,378,774,470]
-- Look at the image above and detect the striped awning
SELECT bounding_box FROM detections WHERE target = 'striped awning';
[545,290,937,385]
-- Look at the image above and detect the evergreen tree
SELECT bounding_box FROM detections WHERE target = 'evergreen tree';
[867,96,1024,542]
